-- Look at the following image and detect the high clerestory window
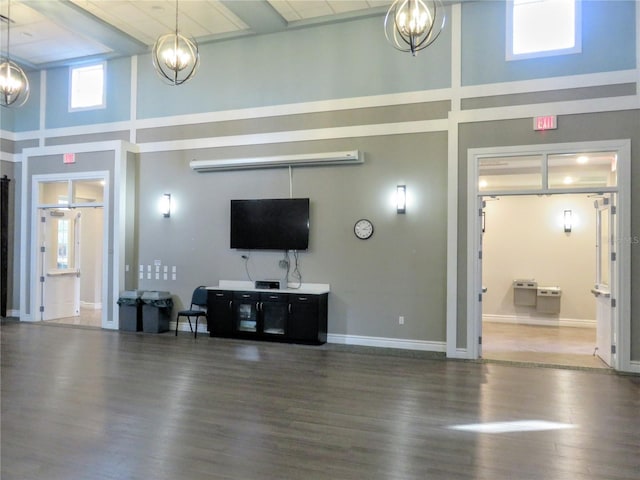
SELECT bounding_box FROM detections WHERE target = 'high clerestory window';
[506,0,582,61]
[69,62,106,111]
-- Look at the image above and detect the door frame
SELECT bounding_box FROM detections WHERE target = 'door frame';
[464,139,631,372]
[31,172,109,326]
[19,140,139,330]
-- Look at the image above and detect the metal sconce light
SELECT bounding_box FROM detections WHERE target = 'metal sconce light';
[397,185,406,214]
[564,210,572,233]
[161,193,171,218]
[0,0,30,108]
[152,0,199,86]
[384,0,446,56]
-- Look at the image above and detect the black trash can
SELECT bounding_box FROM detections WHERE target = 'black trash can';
[141,291,173,333]
[117,290,143,332]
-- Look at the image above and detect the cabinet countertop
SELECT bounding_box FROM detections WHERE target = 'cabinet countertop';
[207,280,330,295]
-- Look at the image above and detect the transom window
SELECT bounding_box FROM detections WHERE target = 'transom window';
[69,63,106,111]
[506,0,582,61]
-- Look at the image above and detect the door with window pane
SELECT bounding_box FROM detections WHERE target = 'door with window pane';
[40,209,81,320]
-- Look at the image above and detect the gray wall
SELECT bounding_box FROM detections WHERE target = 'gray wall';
[457,110,640,358]
[136,132,448,342]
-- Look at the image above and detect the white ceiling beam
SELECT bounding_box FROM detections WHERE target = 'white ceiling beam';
[22,0,147,60]
[219,0,287,34]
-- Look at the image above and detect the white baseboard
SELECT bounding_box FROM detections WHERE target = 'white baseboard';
[80,301,102,310]
[5,309,20,317]
[327,333,446,352]
[483,314,596,328]
[171,323,446,352]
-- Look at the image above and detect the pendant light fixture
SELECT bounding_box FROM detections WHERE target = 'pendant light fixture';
[384,0,446,56]
[151,0,199,86]
[0,0,30,108]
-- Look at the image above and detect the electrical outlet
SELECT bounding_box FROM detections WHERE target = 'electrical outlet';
[399,316,405,325]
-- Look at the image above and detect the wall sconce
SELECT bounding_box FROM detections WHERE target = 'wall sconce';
[563,209,572,233]
[161,193,171,218]
[397,185,406,214]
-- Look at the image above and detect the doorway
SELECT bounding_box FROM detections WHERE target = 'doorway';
[33,175,107,328]
[465,140,631,372]
[479,193,608,369]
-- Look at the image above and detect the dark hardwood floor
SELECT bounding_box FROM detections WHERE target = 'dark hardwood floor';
[1,321,639,480]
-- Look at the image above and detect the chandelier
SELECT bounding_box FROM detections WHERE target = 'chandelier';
[151,0,199,86]
[384,0,446,56]
[0,0,30,108]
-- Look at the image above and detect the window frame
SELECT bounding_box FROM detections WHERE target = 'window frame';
[68,62,107,112]
[506,0,582,61]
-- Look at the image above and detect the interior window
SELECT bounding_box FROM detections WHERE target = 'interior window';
[56,219,70,269]
[506,0,581,61]
[69,63,106,111]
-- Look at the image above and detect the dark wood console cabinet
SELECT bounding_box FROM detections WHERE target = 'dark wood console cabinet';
[207,288,328,345]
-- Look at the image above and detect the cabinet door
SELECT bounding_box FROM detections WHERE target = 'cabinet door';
[288,294,319,343]
[234,292,259,333]
[207,290,233,337]
[260,292,288,337]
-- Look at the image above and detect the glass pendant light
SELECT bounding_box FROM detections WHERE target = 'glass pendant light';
[151,0,199,86]
[0,0,30,108]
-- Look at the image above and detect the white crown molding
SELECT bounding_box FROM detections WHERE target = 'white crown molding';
[459,69,637,98]
[138,119,448,153]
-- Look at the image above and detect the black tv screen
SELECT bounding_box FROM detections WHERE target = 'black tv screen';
[230,198,310,250]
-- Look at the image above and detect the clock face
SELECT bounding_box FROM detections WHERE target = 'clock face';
[354,219,374,240]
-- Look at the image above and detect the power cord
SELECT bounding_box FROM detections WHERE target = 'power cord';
[241,253,253,281]
[290,250,302,289]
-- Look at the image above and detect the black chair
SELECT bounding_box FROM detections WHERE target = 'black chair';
[176,286,208,338]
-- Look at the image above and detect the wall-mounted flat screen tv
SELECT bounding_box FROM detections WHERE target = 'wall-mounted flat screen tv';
[230,198,310,250]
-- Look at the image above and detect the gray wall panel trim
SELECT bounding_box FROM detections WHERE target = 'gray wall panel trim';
[45,131,130,147]
[1,139,16,154]
[16,140,40,153]
[462,83,637,110]
[1,139,40,157]
[136,101,451,144]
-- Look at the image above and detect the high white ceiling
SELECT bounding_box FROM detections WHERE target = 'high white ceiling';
[1,0,393,69]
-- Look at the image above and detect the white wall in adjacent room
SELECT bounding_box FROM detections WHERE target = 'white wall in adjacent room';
[482,194,596,324]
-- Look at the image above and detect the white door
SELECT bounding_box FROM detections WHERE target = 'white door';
[39,209,81,320]
[592,195,616,366]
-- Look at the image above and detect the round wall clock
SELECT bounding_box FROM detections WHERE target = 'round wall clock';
[354,218,374,240]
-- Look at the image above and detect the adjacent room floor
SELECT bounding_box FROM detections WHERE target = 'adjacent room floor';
[482,321,608,369]
[44,307,102,328]
[1,321,638,480]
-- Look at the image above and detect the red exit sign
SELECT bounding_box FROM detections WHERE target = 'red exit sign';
[533,115,557,131]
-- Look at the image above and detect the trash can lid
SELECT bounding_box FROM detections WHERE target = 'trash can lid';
[120,290,144,299]
[141,290,171,300]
